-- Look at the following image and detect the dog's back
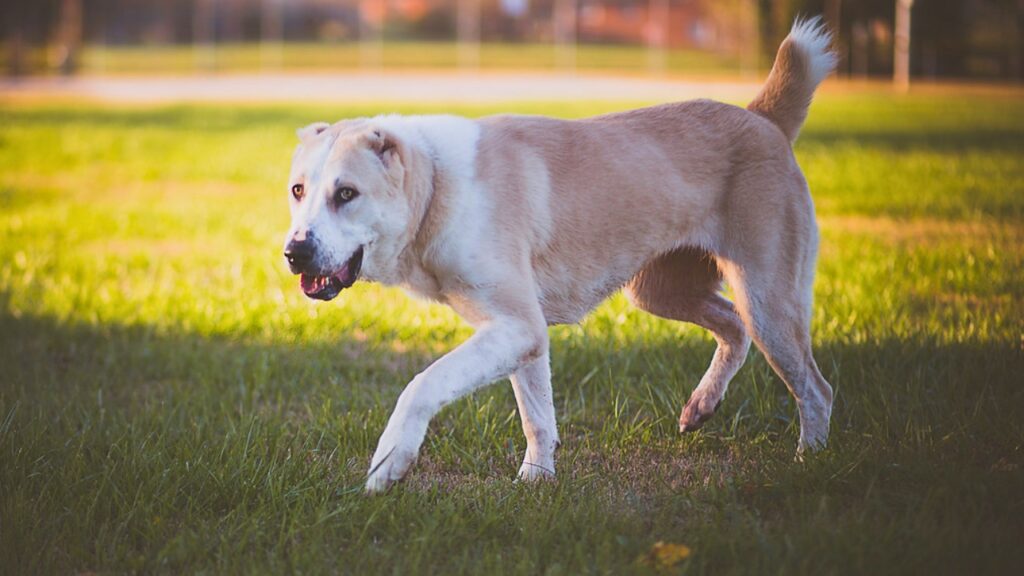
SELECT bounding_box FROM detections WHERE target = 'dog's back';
[471,16,838,323]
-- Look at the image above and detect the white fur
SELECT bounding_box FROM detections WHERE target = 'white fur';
[788,16,838,87]
[371,114,480,184]
[347,116,546,491]
[510,351,559,480]
[366,316,545,492]
[371,115,503,297]
[286,130,373,274]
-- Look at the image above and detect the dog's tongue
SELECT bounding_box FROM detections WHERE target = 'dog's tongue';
[336,261,353,285]
[300,262,351,295]
[300,273,325,295]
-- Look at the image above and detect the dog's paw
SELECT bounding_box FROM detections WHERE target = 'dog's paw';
[365,444,418,494]
[516,460,556,482]
[679,396,722,433]
[796,428,829,460]
[795,441,826,463]
[365,421,423,494]
[795,403,830,458]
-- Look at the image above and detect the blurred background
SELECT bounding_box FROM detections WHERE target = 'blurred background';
[1,0,1021,83]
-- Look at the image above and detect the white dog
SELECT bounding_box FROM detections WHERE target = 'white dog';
[283,19,838,493]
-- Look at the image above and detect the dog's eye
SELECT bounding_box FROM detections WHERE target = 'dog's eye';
[291,183,304,200]
[334,186,358,205]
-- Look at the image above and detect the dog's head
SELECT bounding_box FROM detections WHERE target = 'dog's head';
[283,120,412,301]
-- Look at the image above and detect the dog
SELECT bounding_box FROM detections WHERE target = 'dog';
[283,18,838,493]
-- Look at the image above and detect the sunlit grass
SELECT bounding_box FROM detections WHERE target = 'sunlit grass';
[1,41,741,76]
[0,91,1022,574]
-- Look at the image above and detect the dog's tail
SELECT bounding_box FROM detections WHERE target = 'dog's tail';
[747,17,837,144]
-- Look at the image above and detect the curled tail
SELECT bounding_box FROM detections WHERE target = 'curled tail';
[748,17,837,144]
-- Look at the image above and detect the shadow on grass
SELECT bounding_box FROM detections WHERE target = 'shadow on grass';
[2,308,1023,574]
[0,310,428,416]
[3,307,1021,452]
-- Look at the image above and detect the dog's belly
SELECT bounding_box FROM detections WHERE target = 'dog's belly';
[538,295,592,325]
[534,267,638,325]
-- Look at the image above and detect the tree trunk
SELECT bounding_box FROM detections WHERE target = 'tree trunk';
[55,0,83,75]
[824,0,842,77]
[359,0,384,69]
[193,0,217,71]
[457,0,481,70]
[554,0,577,71]
[1009,0,1022,81]
[894,0,914,91]
[261,0,284,70]
[646,0,670,74]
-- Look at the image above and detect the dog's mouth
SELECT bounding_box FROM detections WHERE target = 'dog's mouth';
[299,246,364,301]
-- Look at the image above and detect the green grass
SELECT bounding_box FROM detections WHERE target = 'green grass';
[5,41,741,76]
[1,91,1023,574]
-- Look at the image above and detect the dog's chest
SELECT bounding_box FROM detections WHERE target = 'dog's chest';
[535,270,633,325]
[398,264,446,303]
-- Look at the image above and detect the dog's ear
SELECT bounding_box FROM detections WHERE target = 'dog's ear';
[296,122,330,143]
[368,129,400,168]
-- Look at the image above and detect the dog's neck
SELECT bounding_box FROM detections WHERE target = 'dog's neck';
[375,137,444,296]
[363,115,483,302]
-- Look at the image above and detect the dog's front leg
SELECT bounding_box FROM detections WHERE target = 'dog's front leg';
[366,316,547,493]
[510,351,559,481]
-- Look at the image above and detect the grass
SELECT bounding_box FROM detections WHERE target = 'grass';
[5,41,741,76]
[1,90,1023,574]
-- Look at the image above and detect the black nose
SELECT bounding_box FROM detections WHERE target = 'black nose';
[284,239,314,269]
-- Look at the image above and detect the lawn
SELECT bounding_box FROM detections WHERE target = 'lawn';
[0,91,1022,574]
[5,41,740,76]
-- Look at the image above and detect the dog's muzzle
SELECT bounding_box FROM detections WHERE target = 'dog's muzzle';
[284,240,364,301]
[284,238,315,273]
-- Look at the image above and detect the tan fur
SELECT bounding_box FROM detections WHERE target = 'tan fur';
[748,39,811,143]
[464,101,831,442]
[473,102,794,324]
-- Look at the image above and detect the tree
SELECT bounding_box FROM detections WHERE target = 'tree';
[894,0,914,89]
[54,0,83,75]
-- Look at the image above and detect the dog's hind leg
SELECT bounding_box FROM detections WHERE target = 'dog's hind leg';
[510,350,559,480]
[624,248,752,433]
[717,233,834,454]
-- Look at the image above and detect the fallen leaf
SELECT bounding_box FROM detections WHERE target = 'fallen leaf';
[639,540,692,570]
